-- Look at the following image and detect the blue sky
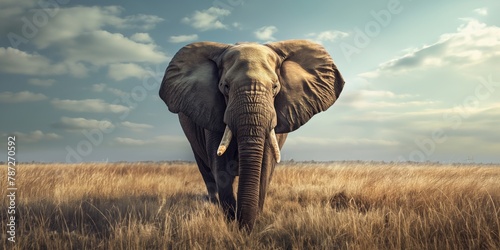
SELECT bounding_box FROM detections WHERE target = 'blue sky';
[1,0,499,163]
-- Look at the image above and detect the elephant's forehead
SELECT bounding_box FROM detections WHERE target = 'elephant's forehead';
[223,44,277,64]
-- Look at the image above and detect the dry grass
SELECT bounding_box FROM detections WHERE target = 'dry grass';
[1,162,499,249]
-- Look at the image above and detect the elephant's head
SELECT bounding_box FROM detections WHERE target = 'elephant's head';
[159,40,344,229]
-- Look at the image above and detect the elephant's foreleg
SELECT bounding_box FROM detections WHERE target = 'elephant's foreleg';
[215,170,236,220]
[206,130,238,221]
[178,114,217,203]
[194,154,218,203]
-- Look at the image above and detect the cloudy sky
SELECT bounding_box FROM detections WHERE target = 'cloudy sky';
[1,0,499,163]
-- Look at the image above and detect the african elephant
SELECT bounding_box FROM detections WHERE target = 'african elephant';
[159,40,344,230]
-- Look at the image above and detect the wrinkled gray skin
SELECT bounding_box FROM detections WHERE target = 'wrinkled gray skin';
[159,40,344,231]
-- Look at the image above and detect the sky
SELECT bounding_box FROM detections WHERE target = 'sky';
[0,0,499,163]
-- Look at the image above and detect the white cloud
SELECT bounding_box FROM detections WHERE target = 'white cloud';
[32,6,122,48]
[338,90,430,109]
[307,30,349,44]
[33,6,162,49]
[356,90,412,99]
[51,99,130,113]
[343,15,500,162]
[346,100,438,109]
[114,137,148,146]
[287,136,399,147]
[107,63,152,81]
[474,7,488,16]
[182,7,230,31]
[1,5,166,77]
[28,78,55,87]
[62,30,167,66]
[254,26,278,41]
[168,34,199,43]
[10,130,61,143]
[339,103,500,154]
[0,0,37,32]
[91,83,106,92]
[52,117,114,132]
[121,121,154,132]
[119,14,164,30]
[154,135,187,144]
[114,135,185,146]
[361,19,500,78]
[130,32,153,43]
[92,83,127,96]
[0,47,86,77]
[1,4,163,46]
[354,20,500,121]
[107,87,127,97]
[232,22,242,29]
[0,91,48,103]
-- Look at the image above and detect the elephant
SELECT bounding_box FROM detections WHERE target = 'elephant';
[159,39,344,231]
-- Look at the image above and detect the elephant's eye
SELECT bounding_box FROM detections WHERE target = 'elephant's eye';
[272,83,280,96]
[223,83,230,95]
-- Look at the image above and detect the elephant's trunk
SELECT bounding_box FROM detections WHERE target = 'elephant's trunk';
[223,90,277,231]
[236,129,266,231]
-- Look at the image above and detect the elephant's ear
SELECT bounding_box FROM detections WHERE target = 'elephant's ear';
[159,42,231,132]
[266,40,345,133]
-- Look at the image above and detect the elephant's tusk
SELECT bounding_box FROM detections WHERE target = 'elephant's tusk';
[217,126,232,156]
[269,129,281,163]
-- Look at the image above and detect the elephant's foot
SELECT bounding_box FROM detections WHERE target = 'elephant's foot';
[220,196,236,221]
[222,205,236,221]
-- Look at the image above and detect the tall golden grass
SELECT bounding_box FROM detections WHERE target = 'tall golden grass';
[1,162,499,249]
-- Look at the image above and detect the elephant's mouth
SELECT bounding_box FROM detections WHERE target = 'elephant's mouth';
[217,125,281,163]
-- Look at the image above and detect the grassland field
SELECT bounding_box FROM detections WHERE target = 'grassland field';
[1,161,499,249]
